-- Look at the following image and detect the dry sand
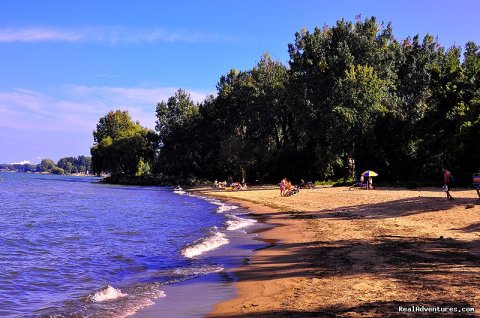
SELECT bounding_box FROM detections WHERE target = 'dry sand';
[193,186,480,317]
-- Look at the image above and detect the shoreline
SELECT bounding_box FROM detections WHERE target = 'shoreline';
[193,186,480,317]
[197,189,308,318]
[132,191,271,318]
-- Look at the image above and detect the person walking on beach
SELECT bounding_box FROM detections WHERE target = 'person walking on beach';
[443,168,454,201]
[474,169,480,200]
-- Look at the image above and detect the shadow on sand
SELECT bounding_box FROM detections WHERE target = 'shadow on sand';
[259,195,479,220]
[214,193,480,317]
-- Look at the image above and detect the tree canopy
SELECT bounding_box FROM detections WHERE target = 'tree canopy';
[91,110,157,176]
[91,17,480,185]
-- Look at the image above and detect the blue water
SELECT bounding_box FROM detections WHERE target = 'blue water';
[0,172,259,317]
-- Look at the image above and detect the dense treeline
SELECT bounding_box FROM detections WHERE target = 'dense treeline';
[0,156,91,175]
[91,17,480,185]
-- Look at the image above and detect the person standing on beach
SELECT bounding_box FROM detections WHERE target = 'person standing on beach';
[279,178,287,197]
[443,168,454,201]
[474,169,480,200]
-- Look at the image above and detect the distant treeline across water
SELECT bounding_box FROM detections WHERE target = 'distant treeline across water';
[0,156,91,175]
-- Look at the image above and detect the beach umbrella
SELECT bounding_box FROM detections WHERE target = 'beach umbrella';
[361,170,378,177]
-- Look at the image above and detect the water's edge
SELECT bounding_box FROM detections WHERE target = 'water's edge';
[132,193,271,318]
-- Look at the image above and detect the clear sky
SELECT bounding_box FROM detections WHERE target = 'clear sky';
[1,0,478,164]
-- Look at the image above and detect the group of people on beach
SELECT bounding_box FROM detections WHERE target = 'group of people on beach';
[279,178,299,197]
[213,167,480,201]
[349,175,374,190]
[276,167,480,202]
[213,179,248,191]
[443,167,480,201]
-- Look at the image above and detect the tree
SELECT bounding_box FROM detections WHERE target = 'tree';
[38,159,57,173]
[93,110,136,143]
[287,17,397,179]
[332,64,388,176]
[155,89,201,178]
[57,156,92,174]
[91,110,157,176]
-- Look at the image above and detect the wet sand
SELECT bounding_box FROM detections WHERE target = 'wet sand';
[196,186,480,317]
[132,200,269,318]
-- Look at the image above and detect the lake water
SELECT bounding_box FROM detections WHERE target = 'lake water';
[0,172,262,317]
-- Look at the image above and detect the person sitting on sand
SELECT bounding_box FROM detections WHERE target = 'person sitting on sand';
[285,179,292,194]
[285,185,300,196]
[349,175,367,190]
[300,179,315,189]
[443,168,454,201]
[280,179,300,196]
[368,176,374,190]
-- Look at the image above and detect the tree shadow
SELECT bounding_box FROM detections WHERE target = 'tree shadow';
[211,299,477,317]
[208,190,480,317]
[215,235,480,317]
[234,236,480,281]
[255,195,479,220]
[452,223,480,233]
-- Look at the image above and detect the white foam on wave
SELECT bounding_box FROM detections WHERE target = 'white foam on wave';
[173,265,224,276]
[182,230,229,258]
[204,198,239,213]
[173,189,187,195]
[216,204,239,213]
[207,199,224,205]
[106,289,166,318]
[91,285,127,302]
[226,215,257,231]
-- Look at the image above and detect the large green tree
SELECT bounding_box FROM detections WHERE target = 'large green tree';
[91,110,157,176]
[155,89,201,178]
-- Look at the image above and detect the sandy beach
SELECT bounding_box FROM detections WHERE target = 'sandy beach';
[194,186,480,317]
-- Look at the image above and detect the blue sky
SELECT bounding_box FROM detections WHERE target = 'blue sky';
[1,0,478,164]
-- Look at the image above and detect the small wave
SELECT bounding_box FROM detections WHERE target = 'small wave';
[226,215,257,231]
[116,289,166,318]
[206,198,237,210]
[216,204,239,213]
[173,265,224,277]
[207,199,224,206]
[90,285,127,302]
[172,186,187,195]
[182,230,229,258]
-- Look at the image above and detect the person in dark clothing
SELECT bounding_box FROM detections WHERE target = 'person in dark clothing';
[443,168,454,201]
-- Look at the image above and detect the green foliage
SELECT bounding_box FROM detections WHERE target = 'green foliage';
[92,110,136,143]
[39,159,57,172]
[0,163,37,173]
[91,110,157,176]
[1,158,89,175]
[50,166,65,175]
[91,16,480,185]
[57,155,91,174]
[154,89,201,178]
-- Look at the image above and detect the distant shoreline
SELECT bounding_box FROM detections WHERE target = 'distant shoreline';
[0,170,95,177]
